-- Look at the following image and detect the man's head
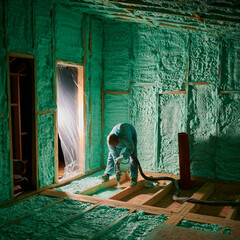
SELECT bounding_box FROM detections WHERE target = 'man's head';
[107,133,119,147]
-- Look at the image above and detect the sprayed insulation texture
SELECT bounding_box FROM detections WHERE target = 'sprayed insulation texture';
[0,1,12,204]
[132,25,188,92]
[217,94,240,181]
[188,85,218,179]
[54,5,84,63]
[189,33,220,83]
[85,17,103,171]
[0,195,62,227]
[54,169,104,193]
[37,113,55,188]
[35,0,55,112]
[221,38,240,91]
[130,86,157,171]
[178,220,231,235]
[0,118,12,204]
[32,205,129,240]
[102,211,168,240]
[159,94,185,174]
[103,22,131,91]
[6,0,33,53]
[0,198,91,240]
[103,94,129,165]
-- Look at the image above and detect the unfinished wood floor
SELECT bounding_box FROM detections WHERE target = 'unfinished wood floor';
[41,172,240,239]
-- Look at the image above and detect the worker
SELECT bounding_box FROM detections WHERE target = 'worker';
[101,123,138,186]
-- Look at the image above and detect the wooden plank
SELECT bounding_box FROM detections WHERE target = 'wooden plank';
[130,82,157,87]
[162,91,186,95]
[189,82,210,85]
[79,172,128,196]
[180,182,215,214]
[225,195,240,220]
[37,110,56,115]
[10,73,26,77]
[109,179,148,200]
[142,182,173,206]
[164,183,215,226]
[146,223,238,240]
[41,189,103,204]
[104,91,130,95]
[41,189,173,216]
[231,225,240,237]
[220,91,240,95]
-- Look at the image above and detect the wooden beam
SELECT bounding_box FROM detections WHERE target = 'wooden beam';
[164,183,215,226]
[79,172,128,196]
[104,91,130,95]
[189,82,211,85]
[41,189,173,216]
[161,91,186,95]
[142,182,173,206]
[225,195,240,220]
[109,179,148,200]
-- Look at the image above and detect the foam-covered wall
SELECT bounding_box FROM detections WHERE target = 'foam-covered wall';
[0,0,13,203]
[103,20,240,182]
[0,0,102,203]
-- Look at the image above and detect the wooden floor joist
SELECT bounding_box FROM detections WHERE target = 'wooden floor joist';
[38,172,240,237]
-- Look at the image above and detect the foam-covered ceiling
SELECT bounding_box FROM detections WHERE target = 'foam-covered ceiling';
[67,0,240,36]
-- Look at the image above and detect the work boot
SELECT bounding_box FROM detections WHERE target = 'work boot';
[130,178,137,186]
[101,174,109,182]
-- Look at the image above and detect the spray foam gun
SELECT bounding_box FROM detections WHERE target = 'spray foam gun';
[115,157,123,183]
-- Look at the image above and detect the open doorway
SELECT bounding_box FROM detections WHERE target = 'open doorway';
[9,55,36,197]
[57,62,85,181]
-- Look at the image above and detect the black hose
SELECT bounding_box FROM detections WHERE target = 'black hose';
[131,154,240,206]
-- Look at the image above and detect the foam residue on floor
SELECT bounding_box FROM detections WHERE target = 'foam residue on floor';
[32,205,129,239]
[0,195,62,227]
[53,170,105,194]
[178,220,231,234]
[102,210,168,240]
[0,198,92,240]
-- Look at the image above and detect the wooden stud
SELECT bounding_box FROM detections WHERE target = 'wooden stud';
[109,179,149,200]
[225,195,240,220]
[41,189,173,216]
[142,182,173,206]
[164,183,215,226]
[79,172,128,196]
[162,91,186,95]
[104,91,130,95]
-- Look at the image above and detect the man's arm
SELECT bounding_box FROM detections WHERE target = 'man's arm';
[108,145,119,160]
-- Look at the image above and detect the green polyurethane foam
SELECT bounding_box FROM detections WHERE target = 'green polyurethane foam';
[178,220,231,235]
[102,210,168,240]
[54,170,105,194]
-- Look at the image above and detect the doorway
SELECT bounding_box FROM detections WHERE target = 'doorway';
[57,63,85,181]
[9,55,36,196]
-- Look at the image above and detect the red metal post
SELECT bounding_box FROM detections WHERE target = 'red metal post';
[178,132,192,190]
